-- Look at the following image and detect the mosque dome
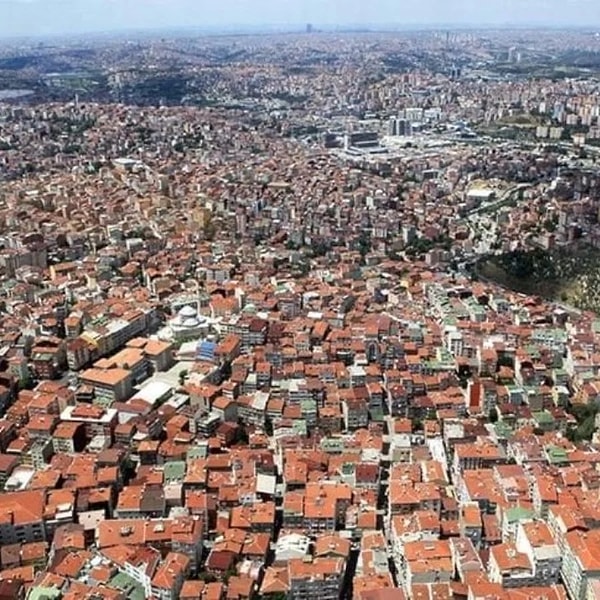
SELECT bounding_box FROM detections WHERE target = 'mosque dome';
[178,305,198,319]
[182,317,201,328]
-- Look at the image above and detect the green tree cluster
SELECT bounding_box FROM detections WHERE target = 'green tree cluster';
[567,404,599,442]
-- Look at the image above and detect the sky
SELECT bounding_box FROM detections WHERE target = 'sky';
[0,0,600,38]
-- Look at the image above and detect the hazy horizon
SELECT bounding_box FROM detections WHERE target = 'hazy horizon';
[1,0,600,39]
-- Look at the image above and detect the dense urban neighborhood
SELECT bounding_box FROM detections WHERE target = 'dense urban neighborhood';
[1,25,600,600]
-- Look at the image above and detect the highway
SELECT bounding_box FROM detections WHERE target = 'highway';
[467,182,531,217]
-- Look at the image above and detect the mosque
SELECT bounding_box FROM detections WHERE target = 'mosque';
[163,304,213,343]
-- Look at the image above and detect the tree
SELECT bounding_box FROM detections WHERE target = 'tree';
[425,409,437,421]
[18,374,34,391]
[237,424,250,445]
[264,415,274,436]
[178,369,188,386]
[386,248,402,261]
[223,565,237,584]
[567,403,599,442]
[497,354,514,370]
[358,230,372,259]
[311,240,330,258]
[293,261,310,278]
[203,219,217,241]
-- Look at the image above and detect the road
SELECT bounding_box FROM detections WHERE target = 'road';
[468,183,531,218]
[463,183,531,255]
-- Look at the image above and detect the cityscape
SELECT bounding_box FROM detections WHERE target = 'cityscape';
[4,4,600,600]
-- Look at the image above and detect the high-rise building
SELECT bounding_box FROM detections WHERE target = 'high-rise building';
[306,23,313,34]
[387,118,397,136]
[397,118,412,137]
[450,65,462,79]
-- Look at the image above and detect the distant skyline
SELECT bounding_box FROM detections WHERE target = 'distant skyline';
[1,0,600,38]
